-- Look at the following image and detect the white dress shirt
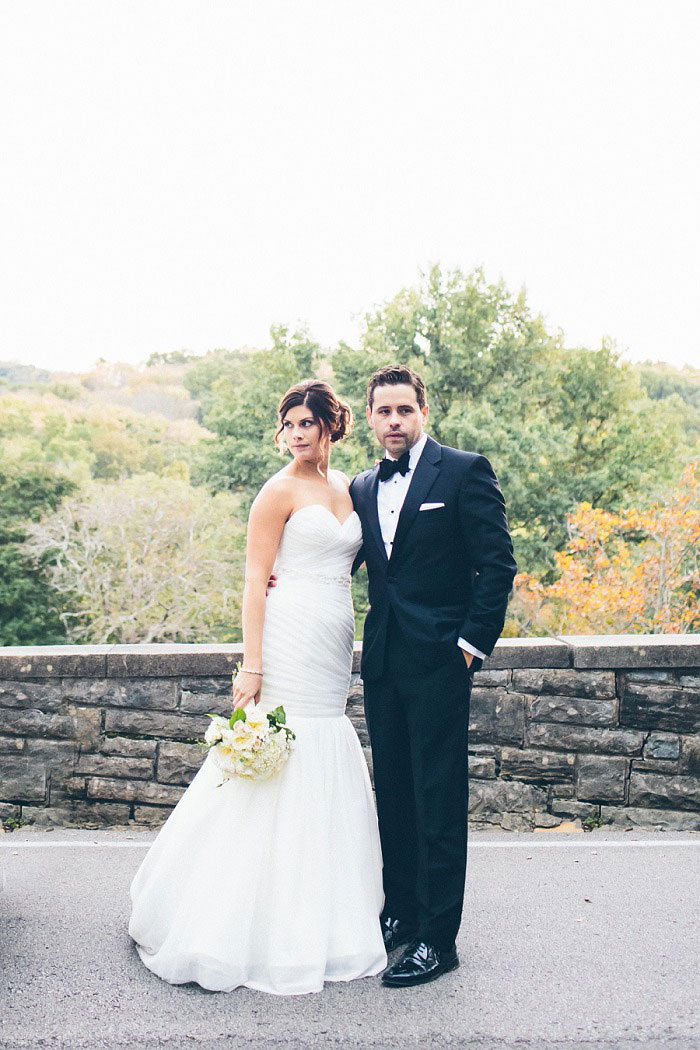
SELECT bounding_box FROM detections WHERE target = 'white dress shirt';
[378,433,486,662]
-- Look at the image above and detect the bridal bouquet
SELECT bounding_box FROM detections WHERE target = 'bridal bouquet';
[202,704,295,784]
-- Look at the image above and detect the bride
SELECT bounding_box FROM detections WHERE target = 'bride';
[129,379,387,995]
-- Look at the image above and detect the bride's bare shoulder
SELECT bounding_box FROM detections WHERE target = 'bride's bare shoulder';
[252,471,297,518]
[329,468,351,491]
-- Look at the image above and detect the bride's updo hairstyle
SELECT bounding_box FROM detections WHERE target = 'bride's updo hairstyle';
[274,379,353,449]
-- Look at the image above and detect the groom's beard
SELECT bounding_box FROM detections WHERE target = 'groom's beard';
[382,429,423,458]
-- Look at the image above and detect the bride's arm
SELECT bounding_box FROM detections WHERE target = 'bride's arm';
[232,482,291,710]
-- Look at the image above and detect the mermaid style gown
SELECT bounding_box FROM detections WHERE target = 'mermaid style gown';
[129,505,387,995]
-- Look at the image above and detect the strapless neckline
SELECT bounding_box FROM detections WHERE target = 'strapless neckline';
[287,504,359,529]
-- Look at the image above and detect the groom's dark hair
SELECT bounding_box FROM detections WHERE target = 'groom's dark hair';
[367,365,427,411]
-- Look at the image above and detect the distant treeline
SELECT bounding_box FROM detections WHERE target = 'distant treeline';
[1,266,698,645]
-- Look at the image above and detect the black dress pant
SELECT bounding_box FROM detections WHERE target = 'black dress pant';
[363,612,473,951]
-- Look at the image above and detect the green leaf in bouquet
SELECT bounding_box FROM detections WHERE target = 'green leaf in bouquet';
[229,707,247,728]
[267,705,287,727]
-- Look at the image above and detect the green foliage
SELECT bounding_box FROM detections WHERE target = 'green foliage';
[331,267,691,574]
[194,325,321,500]
[20,474,246,644]
[146,349,200,368]
[0,461,77,644]
[2,267,698,644]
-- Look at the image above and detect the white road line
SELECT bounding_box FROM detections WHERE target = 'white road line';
[1,837,699,850]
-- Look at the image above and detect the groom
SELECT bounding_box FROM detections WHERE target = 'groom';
[350,364,517,988]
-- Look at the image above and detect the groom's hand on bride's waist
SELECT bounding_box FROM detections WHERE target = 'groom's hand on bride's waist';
[266,573,278,594]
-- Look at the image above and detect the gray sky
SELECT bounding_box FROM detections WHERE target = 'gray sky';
[2,0,699,373]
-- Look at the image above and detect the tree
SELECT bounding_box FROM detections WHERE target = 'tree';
[0,461,77,644]
[331,266,689,574]
[509,463,699,635]
[21,474,247,643]
[193,326,321,499]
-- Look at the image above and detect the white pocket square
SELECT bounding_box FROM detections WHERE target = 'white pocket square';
[419,502,445,511]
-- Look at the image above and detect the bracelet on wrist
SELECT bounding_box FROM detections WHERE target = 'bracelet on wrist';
[240,667,263,676]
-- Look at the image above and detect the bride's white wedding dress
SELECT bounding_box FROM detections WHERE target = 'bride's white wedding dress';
[129,505,386,995]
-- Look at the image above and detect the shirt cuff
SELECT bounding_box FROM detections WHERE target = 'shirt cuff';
[457,637,487,660]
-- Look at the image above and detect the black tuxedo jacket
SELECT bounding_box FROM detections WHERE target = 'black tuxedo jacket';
[349,436,517,681]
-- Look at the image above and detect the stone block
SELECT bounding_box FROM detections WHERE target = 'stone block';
[101,736,157,759]
[469,744,498,756]
[62,678,178,711]
[107,645,242,678]
[483,637,570,670]
[0,756,47,803]
[86,777,185,806]
[564,634,700,669]
[0,705,100,748]
[0,647,110,678]
[23,740,78,794]
[0,802,21,821]
[468,779,548,822]
[680,736,700,776]
[180,677,233,714]
[472,669,510,689]
[500,747,575,783]
[600,805,700,832]
[680,675,700,690]
[528,694,617,728]
[550,799,600,820]
[512,669,615,699]
[21,802,132,828]
[628,772,700,811]
[575,756,628,802]
[0,680,63,711]
[104,709,206,741]
[468,755,497,778]
[631,759,680,774]
[620,683,700,734]
[625,670,676,684]
[0,736,24,752]
[156,741,206,785]
[533,812,563,827]
[132,804,173,826]
[76,754,154,779]
[64,776,87,798]
[644,732,681,760]
[527,723,644,756]
[469,689,525,746]
[496,812,535,831]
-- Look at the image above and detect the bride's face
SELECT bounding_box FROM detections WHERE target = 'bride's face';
[281,405,326,462]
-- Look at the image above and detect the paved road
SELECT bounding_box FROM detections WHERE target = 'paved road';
[1,827,699,1050]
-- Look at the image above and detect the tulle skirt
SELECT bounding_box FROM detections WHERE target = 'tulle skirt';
[128,712,387,995]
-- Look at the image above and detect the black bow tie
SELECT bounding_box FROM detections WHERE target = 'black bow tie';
[378,450,410,482]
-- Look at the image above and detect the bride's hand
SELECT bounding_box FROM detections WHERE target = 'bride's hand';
[232,670,262,710]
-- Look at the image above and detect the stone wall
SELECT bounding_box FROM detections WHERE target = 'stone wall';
[1,636,699,832]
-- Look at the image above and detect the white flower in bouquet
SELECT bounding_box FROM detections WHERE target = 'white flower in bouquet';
[201,703,295,784]
[204,717,227,745]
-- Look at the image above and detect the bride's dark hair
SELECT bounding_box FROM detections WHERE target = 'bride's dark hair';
[274,380,353,449]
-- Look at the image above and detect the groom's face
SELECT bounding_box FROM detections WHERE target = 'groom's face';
[366,383,429,457]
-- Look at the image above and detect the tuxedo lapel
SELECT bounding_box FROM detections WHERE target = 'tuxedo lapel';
[364,467,388,563]
[388,436,441,564]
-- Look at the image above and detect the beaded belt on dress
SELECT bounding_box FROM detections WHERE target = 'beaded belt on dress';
[277,566,351,587]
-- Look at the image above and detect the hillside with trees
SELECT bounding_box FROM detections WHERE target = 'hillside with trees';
[1,266,697,644]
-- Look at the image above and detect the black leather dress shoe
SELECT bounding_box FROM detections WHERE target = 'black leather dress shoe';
[381,916,417,953]
[381,940,459,987]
